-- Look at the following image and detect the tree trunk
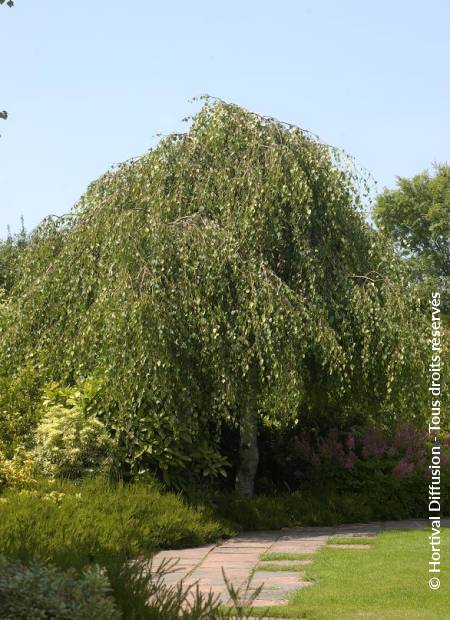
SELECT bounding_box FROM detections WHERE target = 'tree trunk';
[235,407,259,496]
[235,366,259,496]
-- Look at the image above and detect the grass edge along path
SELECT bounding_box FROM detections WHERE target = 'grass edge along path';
[154,520,450,618]
[252,526,450,619]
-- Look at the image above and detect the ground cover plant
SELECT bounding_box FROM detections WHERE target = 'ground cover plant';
[251,529,450,619]
[0,477,265,618]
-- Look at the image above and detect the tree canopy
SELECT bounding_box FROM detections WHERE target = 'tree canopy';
[0,218,28,293]
[374,164,450,310]
[0,99,429,494]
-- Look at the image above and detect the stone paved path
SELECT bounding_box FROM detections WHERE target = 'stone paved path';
[152,518,450,609]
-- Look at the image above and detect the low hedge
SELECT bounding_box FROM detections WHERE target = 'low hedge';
[0,477,231,569]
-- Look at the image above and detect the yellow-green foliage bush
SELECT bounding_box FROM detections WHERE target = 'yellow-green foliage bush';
[0,447,36,491]
[32,382,116,479]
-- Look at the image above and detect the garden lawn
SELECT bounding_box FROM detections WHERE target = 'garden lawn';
[257,528,450,620]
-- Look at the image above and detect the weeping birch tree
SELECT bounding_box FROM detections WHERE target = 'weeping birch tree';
[0,98,429,495]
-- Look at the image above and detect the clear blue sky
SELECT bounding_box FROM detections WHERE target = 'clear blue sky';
[1,0,449,236]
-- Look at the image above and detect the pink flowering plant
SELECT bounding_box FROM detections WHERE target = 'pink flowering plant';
[266,422,450,518]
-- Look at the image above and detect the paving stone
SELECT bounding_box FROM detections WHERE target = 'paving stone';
[154,544,214,557]
[254,589,290,601]
[202,561,255,568]
[278,532,330,542]
[252,570,302,581]
[206,553,257,560]
[281,526,335,536]
[210,548,260,555]
[220,542,271,548]
[336,522,382,531]
[231,531,280,541]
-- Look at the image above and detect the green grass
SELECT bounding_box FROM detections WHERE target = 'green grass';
[257,562,308,572]
[327,535,375,545]
[252,529,450,619]
[260,552,313,562]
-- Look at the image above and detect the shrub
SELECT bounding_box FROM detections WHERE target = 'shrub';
[0,362,43,450]
[0,555,119,620]
[0,446,36,491]
[0,477,232,568]
[262,423,450,520]
[0,553,266,620]
[32,381,116,479]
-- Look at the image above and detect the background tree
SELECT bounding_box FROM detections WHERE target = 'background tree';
[0,99,430,495]
[373,164,450,311]
[0,217,28,294]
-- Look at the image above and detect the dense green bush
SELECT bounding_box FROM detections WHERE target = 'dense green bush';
[192,480,447,531]
[0,478,269,618]
[0,362,43,451]
[0,555,119,620]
